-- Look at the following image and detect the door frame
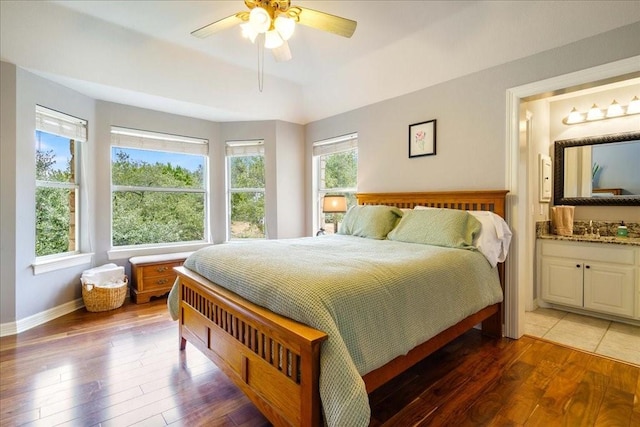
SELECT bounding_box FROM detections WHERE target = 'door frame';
[504,55,640,339]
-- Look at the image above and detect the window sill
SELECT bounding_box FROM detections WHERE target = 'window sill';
[107,242,211,261]
[32,253,94,275]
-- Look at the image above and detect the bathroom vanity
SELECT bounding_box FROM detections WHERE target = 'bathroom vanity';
[537,234,640,323]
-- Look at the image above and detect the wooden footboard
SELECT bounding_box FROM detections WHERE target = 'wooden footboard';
[176,190,508,426]
[177,266,327,426]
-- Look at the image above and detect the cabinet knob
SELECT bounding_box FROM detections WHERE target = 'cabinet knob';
[585,265,590,269]
[576,264,581,268]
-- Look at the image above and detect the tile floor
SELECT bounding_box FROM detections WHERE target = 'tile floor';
[524,307,640,366]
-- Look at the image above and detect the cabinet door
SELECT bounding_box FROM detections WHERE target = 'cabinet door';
[584,262,635,317]
[541,257,583,308]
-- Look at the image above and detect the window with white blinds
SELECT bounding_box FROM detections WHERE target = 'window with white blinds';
[34,106,87,258]
[313,133,358,235]
[312,132,357,157]
[226,139,265,157]
[110,126,209,247]
[226,140,266,240]
[36,105,87,142]
[111,126,208,155]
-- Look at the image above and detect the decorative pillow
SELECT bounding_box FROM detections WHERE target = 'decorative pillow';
[338,205,403,239]
[387,208,481,249]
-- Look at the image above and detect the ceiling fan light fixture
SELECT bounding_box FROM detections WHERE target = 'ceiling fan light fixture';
[264,30,284,49]
[249,7,271,33]
[274,15,295,40]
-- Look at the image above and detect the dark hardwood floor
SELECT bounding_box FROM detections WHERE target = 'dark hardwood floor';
[1,298,638,426]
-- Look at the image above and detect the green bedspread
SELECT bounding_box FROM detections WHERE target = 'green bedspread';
[168,234,502,426]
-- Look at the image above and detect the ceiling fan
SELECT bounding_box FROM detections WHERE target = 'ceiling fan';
[191,0,357,62]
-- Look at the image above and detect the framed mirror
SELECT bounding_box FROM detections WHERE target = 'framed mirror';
[553,131,640,206]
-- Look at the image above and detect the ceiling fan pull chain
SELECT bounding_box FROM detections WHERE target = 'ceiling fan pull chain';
[257,33,265,92]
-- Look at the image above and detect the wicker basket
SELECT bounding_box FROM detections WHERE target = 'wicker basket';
[82,277,128,312]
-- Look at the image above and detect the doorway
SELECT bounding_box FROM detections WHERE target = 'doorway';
[504,55,640,341]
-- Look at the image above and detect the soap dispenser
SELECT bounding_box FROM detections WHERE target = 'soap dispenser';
[616,221,628,238]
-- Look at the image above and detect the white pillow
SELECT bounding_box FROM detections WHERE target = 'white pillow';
[467,211,512,267]
[414,206,512,267]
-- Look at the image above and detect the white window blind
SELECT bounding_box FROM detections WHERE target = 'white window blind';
[36,105,87,142]
[312,133,357,156]
[226,140,265,157]
[111,126,208,155]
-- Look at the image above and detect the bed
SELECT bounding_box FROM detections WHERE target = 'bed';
[170,190,509,426]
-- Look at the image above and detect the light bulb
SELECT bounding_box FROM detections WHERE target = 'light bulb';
[565,107,584,124]
[274,15,295,40]
[627,96,640,115]
[606,100,624,118]
[586,103,603,121]
[249,7,271,34]
[264,30,284,49]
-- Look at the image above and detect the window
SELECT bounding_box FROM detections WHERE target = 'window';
[110,127,208,247]
[313,133,358,234]
[226,140,266,240]
[35,106,87,258]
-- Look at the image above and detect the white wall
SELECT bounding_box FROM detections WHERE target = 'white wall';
[305,23,640,209]
[12,68,97,324]
[1,61,18,324]
[1,67,306,331]
[275,121,306,239]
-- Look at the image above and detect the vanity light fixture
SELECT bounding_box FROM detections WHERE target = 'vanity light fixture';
[562,96,640,125]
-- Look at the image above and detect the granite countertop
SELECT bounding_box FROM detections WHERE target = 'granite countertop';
[538,234,640,246]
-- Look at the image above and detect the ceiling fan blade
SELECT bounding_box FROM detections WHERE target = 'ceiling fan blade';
[191,12,248,39]
[272,41,292,62]
[295,6,357,38]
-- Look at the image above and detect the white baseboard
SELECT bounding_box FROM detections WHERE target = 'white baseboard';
[0,298,84,337]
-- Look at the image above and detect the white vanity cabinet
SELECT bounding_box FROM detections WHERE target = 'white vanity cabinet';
[539,240,637,319]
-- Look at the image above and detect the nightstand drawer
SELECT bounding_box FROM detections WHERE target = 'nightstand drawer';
[140,261,183,279]
[141,273,177,291]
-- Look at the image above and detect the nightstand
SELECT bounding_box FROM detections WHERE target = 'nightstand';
[129,252,193,304]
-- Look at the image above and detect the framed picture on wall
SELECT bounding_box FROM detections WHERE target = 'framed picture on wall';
[408,119,436,158]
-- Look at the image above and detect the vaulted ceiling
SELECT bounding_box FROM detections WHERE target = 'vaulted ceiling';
[1,1,639,124]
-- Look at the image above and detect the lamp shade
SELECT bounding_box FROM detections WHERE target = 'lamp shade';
[627,96,640,114]
[586,103,603,121]
[323,195,348,213]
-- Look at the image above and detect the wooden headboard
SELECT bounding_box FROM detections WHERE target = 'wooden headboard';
[357,190,509,219]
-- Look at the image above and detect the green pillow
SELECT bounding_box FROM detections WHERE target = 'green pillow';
[338,205,403,239]
[387,208,481,249]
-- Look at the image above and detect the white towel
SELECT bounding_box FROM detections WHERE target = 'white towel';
[81,264,125,287]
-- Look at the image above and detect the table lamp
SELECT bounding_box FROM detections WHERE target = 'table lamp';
[318,195,348,235]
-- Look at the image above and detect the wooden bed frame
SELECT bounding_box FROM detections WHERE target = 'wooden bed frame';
[175,190,508,426]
